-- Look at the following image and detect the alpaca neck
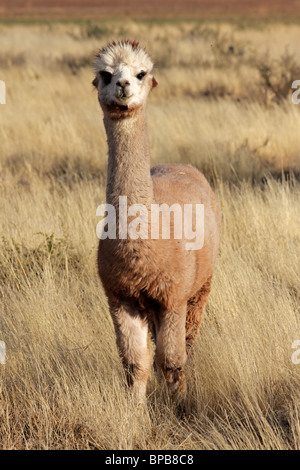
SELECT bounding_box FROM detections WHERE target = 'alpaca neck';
[104,106,154,207]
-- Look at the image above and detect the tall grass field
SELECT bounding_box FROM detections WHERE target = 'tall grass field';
[1,18,300,449]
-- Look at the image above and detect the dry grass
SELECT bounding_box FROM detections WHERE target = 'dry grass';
[1,18,300,450]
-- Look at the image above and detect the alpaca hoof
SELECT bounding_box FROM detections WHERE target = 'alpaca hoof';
[164,367,187,404]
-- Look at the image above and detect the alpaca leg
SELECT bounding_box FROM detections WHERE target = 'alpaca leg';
[155,305,187,404]
[109,301,150,403]
[186,276,212,352]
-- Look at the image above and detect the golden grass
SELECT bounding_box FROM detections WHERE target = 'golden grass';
[1,19,300,450]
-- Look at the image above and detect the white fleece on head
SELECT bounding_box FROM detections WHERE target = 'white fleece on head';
[94,40,153,75]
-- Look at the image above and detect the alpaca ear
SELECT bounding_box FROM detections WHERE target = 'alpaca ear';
[92,76,99,88]
[152,76,158,89]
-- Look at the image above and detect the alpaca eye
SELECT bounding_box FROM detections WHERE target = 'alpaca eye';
[136,71,146,80]
[100,71,112,86]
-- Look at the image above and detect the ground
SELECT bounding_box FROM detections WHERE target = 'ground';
[1,0,300,18]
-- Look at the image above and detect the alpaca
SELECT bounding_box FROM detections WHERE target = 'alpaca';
[93,40,221,405]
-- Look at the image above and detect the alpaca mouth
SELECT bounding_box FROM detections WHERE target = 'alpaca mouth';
[115,93,133,102]
[105,98,139,117]
[113,100,129,111]
[106,102,131,115]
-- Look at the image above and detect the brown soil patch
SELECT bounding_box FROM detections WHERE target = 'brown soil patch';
[1,0,300,19]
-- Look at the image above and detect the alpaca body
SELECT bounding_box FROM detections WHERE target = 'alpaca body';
[98,163,220,312]
[93,40,221,403]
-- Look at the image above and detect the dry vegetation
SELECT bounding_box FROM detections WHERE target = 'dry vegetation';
[1,18,300,450]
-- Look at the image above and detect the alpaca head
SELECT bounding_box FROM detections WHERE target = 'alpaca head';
[93,40,157,118]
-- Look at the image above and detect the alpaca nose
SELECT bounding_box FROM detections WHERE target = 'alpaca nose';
[116,79,130,89]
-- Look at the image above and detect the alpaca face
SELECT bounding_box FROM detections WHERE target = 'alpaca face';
[93,41,157,117]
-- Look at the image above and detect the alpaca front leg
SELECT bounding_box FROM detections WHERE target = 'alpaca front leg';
[109,301,150,403]
[155,306,187,404]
